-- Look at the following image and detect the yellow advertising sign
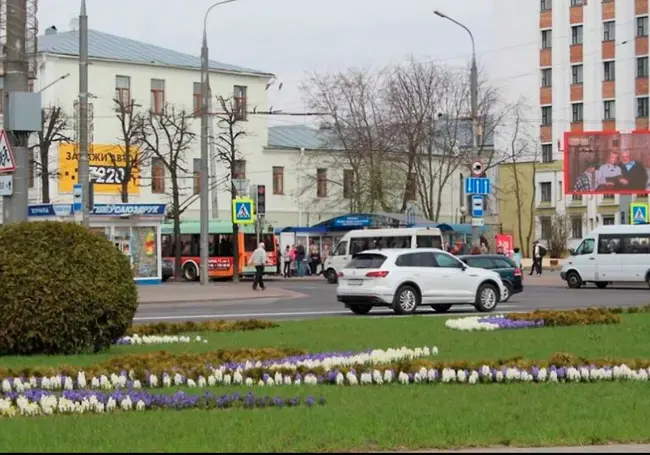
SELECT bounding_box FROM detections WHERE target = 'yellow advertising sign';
[58,144,141,195]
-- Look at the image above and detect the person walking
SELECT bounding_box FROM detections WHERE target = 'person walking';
[295,242,306,277]
[529,240,544,276]
[512,247,523,270]
[249,242,267,291]
[282,245,292,278]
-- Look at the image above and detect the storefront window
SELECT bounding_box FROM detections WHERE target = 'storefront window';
[132,226,158,278]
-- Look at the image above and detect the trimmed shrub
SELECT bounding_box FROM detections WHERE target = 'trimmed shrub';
[0,221,138,355]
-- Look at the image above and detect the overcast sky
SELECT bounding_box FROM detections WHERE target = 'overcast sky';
[38,0,492,125]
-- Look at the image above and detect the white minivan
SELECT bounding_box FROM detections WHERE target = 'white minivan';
[560,224,650,288]
[322,227,443,284]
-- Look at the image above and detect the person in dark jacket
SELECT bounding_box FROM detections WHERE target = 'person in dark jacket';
[618,150,648,191]
[295,242,306,277]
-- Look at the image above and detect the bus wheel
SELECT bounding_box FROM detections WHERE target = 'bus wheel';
[183,263,199,282]
[326,268,338,284]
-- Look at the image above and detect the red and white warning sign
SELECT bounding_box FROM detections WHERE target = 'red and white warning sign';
[0,129,16,173]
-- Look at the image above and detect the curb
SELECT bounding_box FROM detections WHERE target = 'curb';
[138,289,306,305]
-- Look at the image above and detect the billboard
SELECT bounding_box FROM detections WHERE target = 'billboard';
[564,131,650,195]
[58,144,141,195]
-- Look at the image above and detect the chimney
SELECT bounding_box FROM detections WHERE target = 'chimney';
[45,26,58,36]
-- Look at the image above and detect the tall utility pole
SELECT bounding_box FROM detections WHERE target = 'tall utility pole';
[200,0,237,285]
[78,0,90,226]
[2,0,40,224]
[208,80,219,219]
[434,10,481,246]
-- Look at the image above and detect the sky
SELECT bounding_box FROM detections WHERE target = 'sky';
[38,0,493,126]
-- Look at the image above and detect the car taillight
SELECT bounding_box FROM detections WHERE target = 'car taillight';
[337,272,344,277]
[514,268,522,276]
[366,271,389,278]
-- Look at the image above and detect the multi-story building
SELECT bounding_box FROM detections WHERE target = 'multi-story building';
[492,0,650,249]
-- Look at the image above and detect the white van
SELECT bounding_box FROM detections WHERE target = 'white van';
[322,227,443,284]
[560,224,650,288]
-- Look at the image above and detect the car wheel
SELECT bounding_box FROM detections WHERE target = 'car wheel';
[183,263,199,282]
[349,304,372,315]
[502,283,512,302]
[431,304,452,313]
[474,283,499,313]
[567,271,582,289]
[393,285,420,315]
[595,281,608,289]
[326,268,338,284]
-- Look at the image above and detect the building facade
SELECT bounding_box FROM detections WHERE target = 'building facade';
[492,0,650,249]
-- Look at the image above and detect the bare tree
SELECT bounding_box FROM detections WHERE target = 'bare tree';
[138,104,195,279]
[546,212,571,259]
[213,96,247,282]
[299,68,402,212]
[32,106,71,203]
[111,98,149,202]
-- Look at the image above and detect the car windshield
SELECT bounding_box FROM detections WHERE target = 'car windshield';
[346,253,387,269]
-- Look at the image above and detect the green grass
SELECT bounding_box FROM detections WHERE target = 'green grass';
[3,314,650,452]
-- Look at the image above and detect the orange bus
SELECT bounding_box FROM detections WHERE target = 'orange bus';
[160,220,277,281]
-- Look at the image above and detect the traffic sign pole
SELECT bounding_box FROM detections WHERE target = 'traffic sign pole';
[467,161,488,246]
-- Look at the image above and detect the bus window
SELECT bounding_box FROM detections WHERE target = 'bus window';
[261,234,276,252]
[244,233,276,252]
[181,235,199,256]
[244,234,258,252]
[416,235,442,249]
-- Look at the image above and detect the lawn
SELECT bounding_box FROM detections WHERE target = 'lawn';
[2,313,650,452]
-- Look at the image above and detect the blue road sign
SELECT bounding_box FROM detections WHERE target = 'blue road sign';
[72,183,82,213]
[233,198,255,225]
[631,203,648,225]
[465,177,491,195]
[471,195,484,217]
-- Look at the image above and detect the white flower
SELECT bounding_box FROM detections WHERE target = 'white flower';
[173,374,183,386]
[223,374,232,386]
[90,377,99,388]
[383,370,394,383]
[258,380,265,386]
[77,372,87,389]
[274,372,283,385]
[441,368,455,383]
[187,379,196,388]
[2,379,12,393]
[549,371,558,382]
[195,336,202,342]
[346,372,358,386]
[398,372,409,384]
[133,380,142,389]
[445,316,503,331]
[120,397,132,411]
[136,400,146,411]
[197,376,206,388]
[64,377,74,391]
[245,377,253,386]
[468,371,479,385]
[457,370,467,383]
[266,377,275,386]
[207,375,216,386]
[284,375,292,385]
[495,371,504,382]
[106,397,117,412]
[360,372,372,385]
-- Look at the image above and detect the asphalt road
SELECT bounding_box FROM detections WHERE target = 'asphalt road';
[134,276,650,323]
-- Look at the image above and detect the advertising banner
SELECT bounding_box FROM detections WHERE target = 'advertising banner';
[495,234,513,255]
[58,143,141,195]
[564,131,650,195]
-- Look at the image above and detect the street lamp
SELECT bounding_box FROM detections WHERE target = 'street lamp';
[200,0,239,286]
[433,10,481,247]
[38,72,71,93]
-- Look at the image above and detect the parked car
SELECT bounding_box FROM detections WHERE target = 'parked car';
[162,258,174,282]
[336,248,506,315]
[458,254,523,302]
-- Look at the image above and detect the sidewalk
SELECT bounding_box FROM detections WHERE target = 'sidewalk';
[137,282,306,304]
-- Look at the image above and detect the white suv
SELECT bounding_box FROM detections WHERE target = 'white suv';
[336,248,506,315]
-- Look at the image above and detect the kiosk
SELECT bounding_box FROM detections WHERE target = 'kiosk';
[27,202,166,285]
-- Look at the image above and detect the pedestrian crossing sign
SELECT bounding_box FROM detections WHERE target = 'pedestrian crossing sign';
[233,198,255,225]
[630,203,648,225]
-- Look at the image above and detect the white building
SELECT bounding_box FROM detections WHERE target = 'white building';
[491,0,650,248]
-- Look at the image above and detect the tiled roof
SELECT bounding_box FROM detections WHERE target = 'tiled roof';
[38,29,272,77]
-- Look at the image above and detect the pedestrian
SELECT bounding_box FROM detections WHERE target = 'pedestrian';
[282,245,292,278]
[248,242,267,291]
[529,240,545,276]
[470,245,482,255]
[295,242,306,277]
[309,245,321,275]
[512,247,522,270]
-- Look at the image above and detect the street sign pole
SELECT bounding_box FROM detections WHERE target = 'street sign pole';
[466,161,490,246]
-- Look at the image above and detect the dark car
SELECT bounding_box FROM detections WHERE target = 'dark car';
[162,258,174,282]
[458,254,523,302]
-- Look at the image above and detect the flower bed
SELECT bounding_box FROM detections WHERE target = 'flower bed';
[125,319,277,336]
[0,390,325,418]
[114,335,208,345]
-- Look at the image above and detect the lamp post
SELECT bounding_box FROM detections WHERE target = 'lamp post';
[200,0,238,285]
[433,10,481,246]
[38,73,71,93]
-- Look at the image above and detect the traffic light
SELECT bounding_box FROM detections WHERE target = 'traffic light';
[256,184,266,215]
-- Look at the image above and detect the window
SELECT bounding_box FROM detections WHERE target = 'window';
[571,25,583,45]
[572,194,583,201]
[405,172,417,201]
[343,169,354,199]
[603,193,615,200]
[598,234,621,254]
[602,215,616,225]
[415,235,442,249]
[541,106,552,125]
[603,21,615,41]
[151,158,165,194]
[193,82,201,117]
[572,64,583,84]
[193,158,200,195]
[572,103,584,122]
[621,234,650,254]
[234,85,247,121]
[575,238,595,255]
[638,97,649,118]
[492,257,516,269]
[540,182,552,202]
[571,217,583,239]
[115,75,131,106]
[603,61,615,81]
[317,168,327,197]
[350,236,410,255]
[540,0,551,11]
[542,144,553,163]
[570,0,584,5]
[638,57,649,79]
[433,252,464,269]
[604,100,615,120]
[150,79,165,114]
[637,16,648,37]
[395,252,436,267]
[332,241,348,256]
[346,253,387,269]
[541,30,552,49]
[463,257,495,269]
[232,160,246,179]
[541,68,552,87]
[272,166,284,195]
[540,217,552,240]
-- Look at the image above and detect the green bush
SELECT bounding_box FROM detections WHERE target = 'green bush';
[0,221,138,355]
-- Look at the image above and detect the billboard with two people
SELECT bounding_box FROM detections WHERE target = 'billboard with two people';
[564,131,650,195]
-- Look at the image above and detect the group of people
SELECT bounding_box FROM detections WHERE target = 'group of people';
[573,150,649,192]
[458,238,548,276]
[280,242,325,278]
